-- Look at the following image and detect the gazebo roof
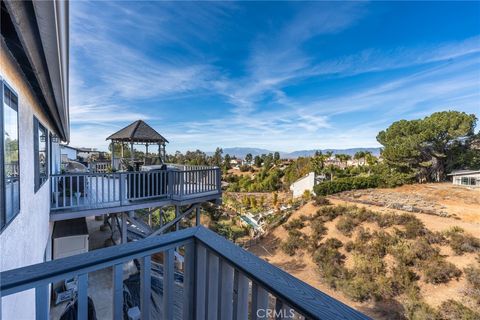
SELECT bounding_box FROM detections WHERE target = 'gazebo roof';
[106,120,169,143]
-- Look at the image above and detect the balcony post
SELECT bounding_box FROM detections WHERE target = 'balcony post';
[119,172,124,206]
[35,284,49,320]
[216,167,222,193]
[183,241,195,320]
[180,170,185,199]
[167,170,174,199]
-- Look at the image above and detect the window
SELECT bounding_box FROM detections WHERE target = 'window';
[34,118,48,192]
[1,82,20,230]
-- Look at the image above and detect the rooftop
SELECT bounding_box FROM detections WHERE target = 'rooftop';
[106,120,169,143]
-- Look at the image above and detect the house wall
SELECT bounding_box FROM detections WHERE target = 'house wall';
[1,41,59,320]
[290,172,316,198]
[60,145,77,162]
[452,173,480,187]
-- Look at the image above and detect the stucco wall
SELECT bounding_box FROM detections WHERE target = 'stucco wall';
[290,172,316,198]
[1,41,59,320]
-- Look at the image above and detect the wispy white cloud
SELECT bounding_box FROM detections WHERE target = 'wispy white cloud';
[68,1,480,152]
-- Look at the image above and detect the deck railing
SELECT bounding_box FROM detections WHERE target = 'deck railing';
[50,167,221,211]
[0,226,369,320]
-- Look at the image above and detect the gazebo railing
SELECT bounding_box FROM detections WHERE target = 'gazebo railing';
[50,167,221,211]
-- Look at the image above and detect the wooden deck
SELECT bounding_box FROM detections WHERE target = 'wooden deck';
[49,168,222,221]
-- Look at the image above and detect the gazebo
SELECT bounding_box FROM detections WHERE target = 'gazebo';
[106,120,168,171]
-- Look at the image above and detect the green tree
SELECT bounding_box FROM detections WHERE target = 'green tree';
[224,154,232,170]
[311,151,330,174]
[245,153,253,163]
[254,155,262,167]
[377,111,477,182]
[274,152,280,162]
[211,147,223,167]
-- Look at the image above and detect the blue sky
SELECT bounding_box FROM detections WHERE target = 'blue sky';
[69,1,480,152]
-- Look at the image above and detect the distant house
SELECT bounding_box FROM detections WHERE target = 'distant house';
[60,144,79,162]
[290,172,326,198]
[447,170,480,188]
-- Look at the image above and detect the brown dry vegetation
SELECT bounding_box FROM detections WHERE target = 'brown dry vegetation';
[248,184,480,320]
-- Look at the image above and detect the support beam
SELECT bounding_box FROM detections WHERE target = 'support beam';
[175,205,180,231]
[196,206,201,226]
[148,208,152,227]
[121,213,127,244]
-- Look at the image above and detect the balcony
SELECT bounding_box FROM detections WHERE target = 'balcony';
[0,226,369,320]
[50,166,222,221]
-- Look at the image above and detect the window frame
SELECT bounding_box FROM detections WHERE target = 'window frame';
[1,80,21,232]
[34,117,49,193]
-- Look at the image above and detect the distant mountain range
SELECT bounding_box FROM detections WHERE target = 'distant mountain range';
[207,147,381,159]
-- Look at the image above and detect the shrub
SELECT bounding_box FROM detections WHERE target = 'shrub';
[336,216,359,236]
[314,195,331,206]
[389,241,420,266]
[424,230,447,245]
[420,257,462,284]
[464,265,480,303]
[352,254,386,280]
[391,265,418,295]
[437,299,480,320]
[313,176,379,196]
[313,238,347,287]
[403,219,426,239]
[340,276,376,302]
[314,206,347,222]
[283,218,305,231]
[281,229,307,256]
[402,286,438,320]
[449,232,480,255]
[309,219,328,250]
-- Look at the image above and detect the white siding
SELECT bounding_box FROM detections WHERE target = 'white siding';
[290,172,316,198]
[1,42,60,320]
[60,145,77,162]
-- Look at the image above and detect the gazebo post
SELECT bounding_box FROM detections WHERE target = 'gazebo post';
[111,141,115,170]
[120,141,124,161]
[130,141,134,169]
[145,143,149,163]
[158,142,163,163]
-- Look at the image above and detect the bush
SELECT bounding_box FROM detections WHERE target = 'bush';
[309,219,328,250]
[464,265,480,303]
[449,232,480,255]
[391,265,418,295]
[437,299,480,320]
[340,276,376,302]
[374,213,397,228]
[283,218,305,231]
[314,195,331,206]
[336,216,358,236]
[403,219,426,239]
[313,238,347,287]
[314,206,347,222]
[281,229,307,256]
[313,176,379,196]
[424,230,447,245]
[420,257,462,284]
[402,287,438,320]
